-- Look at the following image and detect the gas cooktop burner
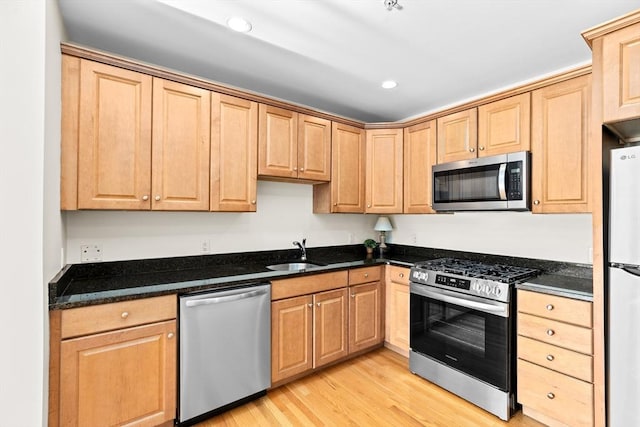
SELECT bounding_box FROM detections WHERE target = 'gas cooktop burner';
[414,258,539,284]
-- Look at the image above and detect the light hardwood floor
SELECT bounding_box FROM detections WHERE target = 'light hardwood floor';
[196,348,544,426]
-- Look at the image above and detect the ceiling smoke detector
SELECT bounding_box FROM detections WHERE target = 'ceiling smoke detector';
[384,0,402,11]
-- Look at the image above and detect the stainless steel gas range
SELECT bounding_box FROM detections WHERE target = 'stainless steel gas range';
[409,258,539,421]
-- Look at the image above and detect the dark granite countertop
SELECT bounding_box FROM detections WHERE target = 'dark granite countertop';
[516,273,593,301]
[49,244,592,310]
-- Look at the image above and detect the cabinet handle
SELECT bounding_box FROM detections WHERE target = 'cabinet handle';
[547,392,555,400]
[469,147,475,153]
[399,273,404,278]
[533,200,540,205]
[121,311,129,319]
[546,354,555,361]
[293,167,298,171]
[142,195,149,201]
[300,168,304,172]
[167,332,174,339]
[546,329,555,336]
[308,303,313,308]
[364,273,369,278]
[546,304,554,311]
[333,203,338,207]
[351,294,356,298]
[367,204,371,208]
[155,195,161,201]
[251,200,256,205]
[317,302,321,307]
[479,146,485,151]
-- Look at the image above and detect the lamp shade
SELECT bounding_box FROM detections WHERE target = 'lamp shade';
[374,216,393,232]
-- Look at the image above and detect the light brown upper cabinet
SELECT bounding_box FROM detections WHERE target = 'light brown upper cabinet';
[478,93,531,156]
[437,108,478,163]
[211,94,258,212]
[313,123,366,213]
[403,120,437,214]
[258,105,331,182]
[531,75,591,213]
[62,57,211,211]
[365,129,403,214]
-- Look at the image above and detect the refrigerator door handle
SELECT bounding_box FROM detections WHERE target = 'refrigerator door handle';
[622,266,640,277]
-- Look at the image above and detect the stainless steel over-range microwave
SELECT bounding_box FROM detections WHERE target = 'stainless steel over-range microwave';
[432,151,531,211]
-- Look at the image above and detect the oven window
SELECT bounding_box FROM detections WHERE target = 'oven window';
[410,292,510,390]
[434,164,501,203]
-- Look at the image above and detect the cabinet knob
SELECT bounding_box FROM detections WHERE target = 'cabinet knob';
[546,329,555,336]
[142,195,149,201]
[317,302,321,307]
[367,204,371,208]
[155,195,161,201]
[479,146,485,151]
[251,200,256,205]
[300,168,304,172]
[364,273,369,277]
[469,147,475,153]
[399,273,404,278]
[167,332,174,339]
[533,200,540,205]
[546,304,554,311]
[333,203,338,207]
[308,303,313,308]
[121,311,129,319]
[547,392,555,400]
[293,167,297,171]
[546,354,555,361]
[351,294,356,298]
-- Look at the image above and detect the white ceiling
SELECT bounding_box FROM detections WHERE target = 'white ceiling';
[58,0,638,123]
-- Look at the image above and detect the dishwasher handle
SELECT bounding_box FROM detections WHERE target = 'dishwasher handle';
[185,288,269,307]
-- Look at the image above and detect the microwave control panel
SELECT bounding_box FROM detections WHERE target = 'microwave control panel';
[507,161,523,200]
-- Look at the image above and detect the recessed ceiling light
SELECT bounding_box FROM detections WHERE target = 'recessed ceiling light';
[227,17,252,33]
[381,80,398,89]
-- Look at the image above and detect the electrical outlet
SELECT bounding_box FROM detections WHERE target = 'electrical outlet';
[201,239,210,254]
[81,244,102,263]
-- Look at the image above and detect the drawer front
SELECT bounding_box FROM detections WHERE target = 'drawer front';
[518,335,593,382]
[61,295,177,339]
[271,270,349,300]
[518,312,592,354]
[518,289,592,327]
[517,359,593,427]
[349,266,382,285]
[386,265,409,286]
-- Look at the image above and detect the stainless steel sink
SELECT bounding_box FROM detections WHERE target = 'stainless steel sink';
[266,262,321,271]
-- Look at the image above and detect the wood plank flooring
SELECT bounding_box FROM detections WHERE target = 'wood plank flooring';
[195,348,544,426]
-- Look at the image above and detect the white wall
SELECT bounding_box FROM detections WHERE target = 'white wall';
[390,212,593,264]
[66,180,593,264]
[65,181,379,263]
[0,1,46,424]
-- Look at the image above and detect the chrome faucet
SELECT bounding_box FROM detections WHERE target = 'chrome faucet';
[293,238,307,261]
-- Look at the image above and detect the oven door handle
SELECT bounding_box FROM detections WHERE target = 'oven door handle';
[413,286,509,317]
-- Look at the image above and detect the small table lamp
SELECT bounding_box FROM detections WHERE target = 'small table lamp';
[374,216,393,257]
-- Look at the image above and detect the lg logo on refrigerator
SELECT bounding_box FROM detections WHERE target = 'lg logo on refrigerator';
[620,154,637,160]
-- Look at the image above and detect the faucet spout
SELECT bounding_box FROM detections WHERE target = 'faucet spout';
[293,238,307,261]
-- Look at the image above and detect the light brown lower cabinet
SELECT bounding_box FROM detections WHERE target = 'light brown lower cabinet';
[517,289,594,427]
[51,295,177,427]
[348,266,384,354]
[384,265,410,356]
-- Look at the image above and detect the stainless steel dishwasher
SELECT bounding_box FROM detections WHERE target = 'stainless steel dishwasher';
[178,282,271,425]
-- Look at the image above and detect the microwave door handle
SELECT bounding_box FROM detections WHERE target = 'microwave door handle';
[498,163,507,200]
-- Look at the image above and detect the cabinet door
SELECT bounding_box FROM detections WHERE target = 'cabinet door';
[365,129,403,213]
[314,288,349,368]
[313,122,365,213]
[478,93,531,157]
[436,108,478,163]
[77,60,152,209]
[258,105,298,178]
[298,114,331,181]
[271,295,313,383]
[531,75,591,213]
[385,266,410,356]
[349,282,383,353]
[60,320,176,427]
[403,120,437,214]
[211,94,258,212]
[602,21,640,123]
[152,78,210,210]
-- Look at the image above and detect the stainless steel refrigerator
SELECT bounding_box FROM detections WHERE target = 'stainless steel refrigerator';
[608,144,640,426]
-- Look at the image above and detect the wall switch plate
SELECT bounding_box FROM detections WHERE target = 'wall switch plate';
[81,244,102,263]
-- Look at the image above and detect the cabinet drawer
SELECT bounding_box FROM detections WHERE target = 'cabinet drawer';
[386,265,409,285]
[349,266,381,285]
[518,335,593,382]
[61,295,177,339]
[518,289,592,327]
[517,359,593,427]
[271,271,349,300]
[518,312,592,354]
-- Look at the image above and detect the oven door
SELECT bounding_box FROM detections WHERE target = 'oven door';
[409,282,511,390]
